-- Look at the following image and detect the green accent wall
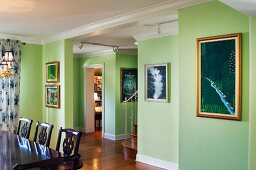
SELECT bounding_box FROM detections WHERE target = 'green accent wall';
[75,53,117,135]
[115,53,137,135]
[137,35,179,163]
[73,57,81,128]
[20,44,43,140]
[73,52,137,136]
[179,1,249,170]
[249,17,256,170]
[42,40,73,148]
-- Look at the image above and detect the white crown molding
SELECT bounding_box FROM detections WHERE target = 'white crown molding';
[133,22,179,41]
[0,0,209,44]
[136,154,178,170]
[43,0,208,43]
[0,33,43,44]
[75,49,115,58]
[134,31,178,41]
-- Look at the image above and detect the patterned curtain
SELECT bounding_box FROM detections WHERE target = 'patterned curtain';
[0,39,21,133]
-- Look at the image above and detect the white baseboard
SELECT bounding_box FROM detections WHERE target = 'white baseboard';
[73,127,86,133]
[136,154,178,170]
[103,133,129,140]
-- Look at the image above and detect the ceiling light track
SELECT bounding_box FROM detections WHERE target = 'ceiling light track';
[79,42,119,52]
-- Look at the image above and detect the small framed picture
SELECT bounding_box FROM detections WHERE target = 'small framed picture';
[197,33,241,120]
[45,84,60,108]
[46,61,59,83]
[145,63,168,102]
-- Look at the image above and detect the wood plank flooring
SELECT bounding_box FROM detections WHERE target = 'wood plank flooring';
[79,131,163,170]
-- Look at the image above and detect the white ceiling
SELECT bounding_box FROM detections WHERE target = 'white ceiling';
[0,0,166,37]
[0,0,255,55]
[220,0,256,16]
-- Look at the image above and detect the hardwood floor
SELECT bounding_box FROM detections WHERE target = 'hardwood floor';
[79,131,163,170]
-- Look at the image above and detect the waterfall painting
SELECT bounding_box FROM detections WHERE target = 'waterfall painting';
[145,63,167,102]
[120,68,137,102]
[197,33,241,120]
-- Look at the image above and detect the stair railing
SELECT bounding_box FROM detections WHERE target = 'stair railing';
[122,90,138,140]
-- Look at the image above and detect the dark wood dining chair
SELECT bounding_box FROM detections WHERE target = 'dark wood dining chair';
[56,127,83,169]
[13,154,80,170]
[17,117,33,139]
[33,121,54,147]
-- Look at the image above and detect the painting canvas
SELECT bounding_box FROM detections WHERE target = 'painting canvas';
[45,85,60,108]
[197,33,241,120]
[145,64,167,102]
[120,68,137,102]
[46,61,59,82]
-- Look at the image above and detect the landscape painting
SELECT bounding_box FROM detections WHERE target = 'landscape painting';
[145,64,167,102]
[45,85,60,108]
[120,68,137,102]
[197,33,241,120]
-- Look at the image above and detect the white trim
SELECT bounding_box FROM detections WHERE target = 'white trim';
[73,127,86,133]
[84,64,105,136]
[248,17,253,170]
[133,20,179,41]
[43,0,208,43]
[0,0,209,44]
[134,30,178,41]
[103,133,129,140]
[75,49,137,57]
[136,154,178,170]
[75,49,114,58]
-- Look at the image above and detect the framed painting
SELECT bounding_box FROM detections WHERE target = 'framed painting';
[46,61,59,83]
[197,33,241,120]
[145,63,168,102]
[120,68,137,102]
[45,84,60,108]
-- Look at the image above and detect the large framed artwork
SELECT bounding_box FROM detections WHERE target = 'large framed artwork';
[120,68,137,102]
[46,61,59,83]
[197,33,241,120]
[145,63,168,102]
[45,84,60,108]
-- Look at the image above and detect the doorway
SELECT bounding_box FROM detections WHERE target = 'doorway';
[84,64,104,136]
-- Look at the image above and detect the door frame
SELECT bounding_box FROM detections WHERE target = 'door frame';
[84,64,105,136]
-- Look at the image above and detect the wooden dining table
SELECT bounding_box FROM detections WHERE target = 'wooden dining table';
[0,131,62,170]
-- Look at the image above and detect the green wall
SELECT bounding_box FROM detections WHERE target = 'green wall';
[74,52,137,136]
[20,44,43,140]
[137,35,179,163]
[115,53,137,135]
[73,57,81,128]
[249,17,256,170]
[42,40,73,148]
[179,1,249,170]
[75,53,117,135]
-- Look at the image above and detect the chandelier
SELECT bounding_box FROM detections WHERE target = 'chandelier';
[0,51,14,78]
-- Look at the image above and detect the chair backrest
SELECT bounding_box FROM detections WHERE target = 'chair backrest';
[17,117,33,139]
[33,121,54,147]
[56,127,82,156]
[13,154,80,170]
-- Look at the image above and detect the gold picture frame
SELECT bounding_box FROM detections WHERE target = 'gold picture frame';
[45,84,60,108]
[46,61,59,83]
[196,33,241,120]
